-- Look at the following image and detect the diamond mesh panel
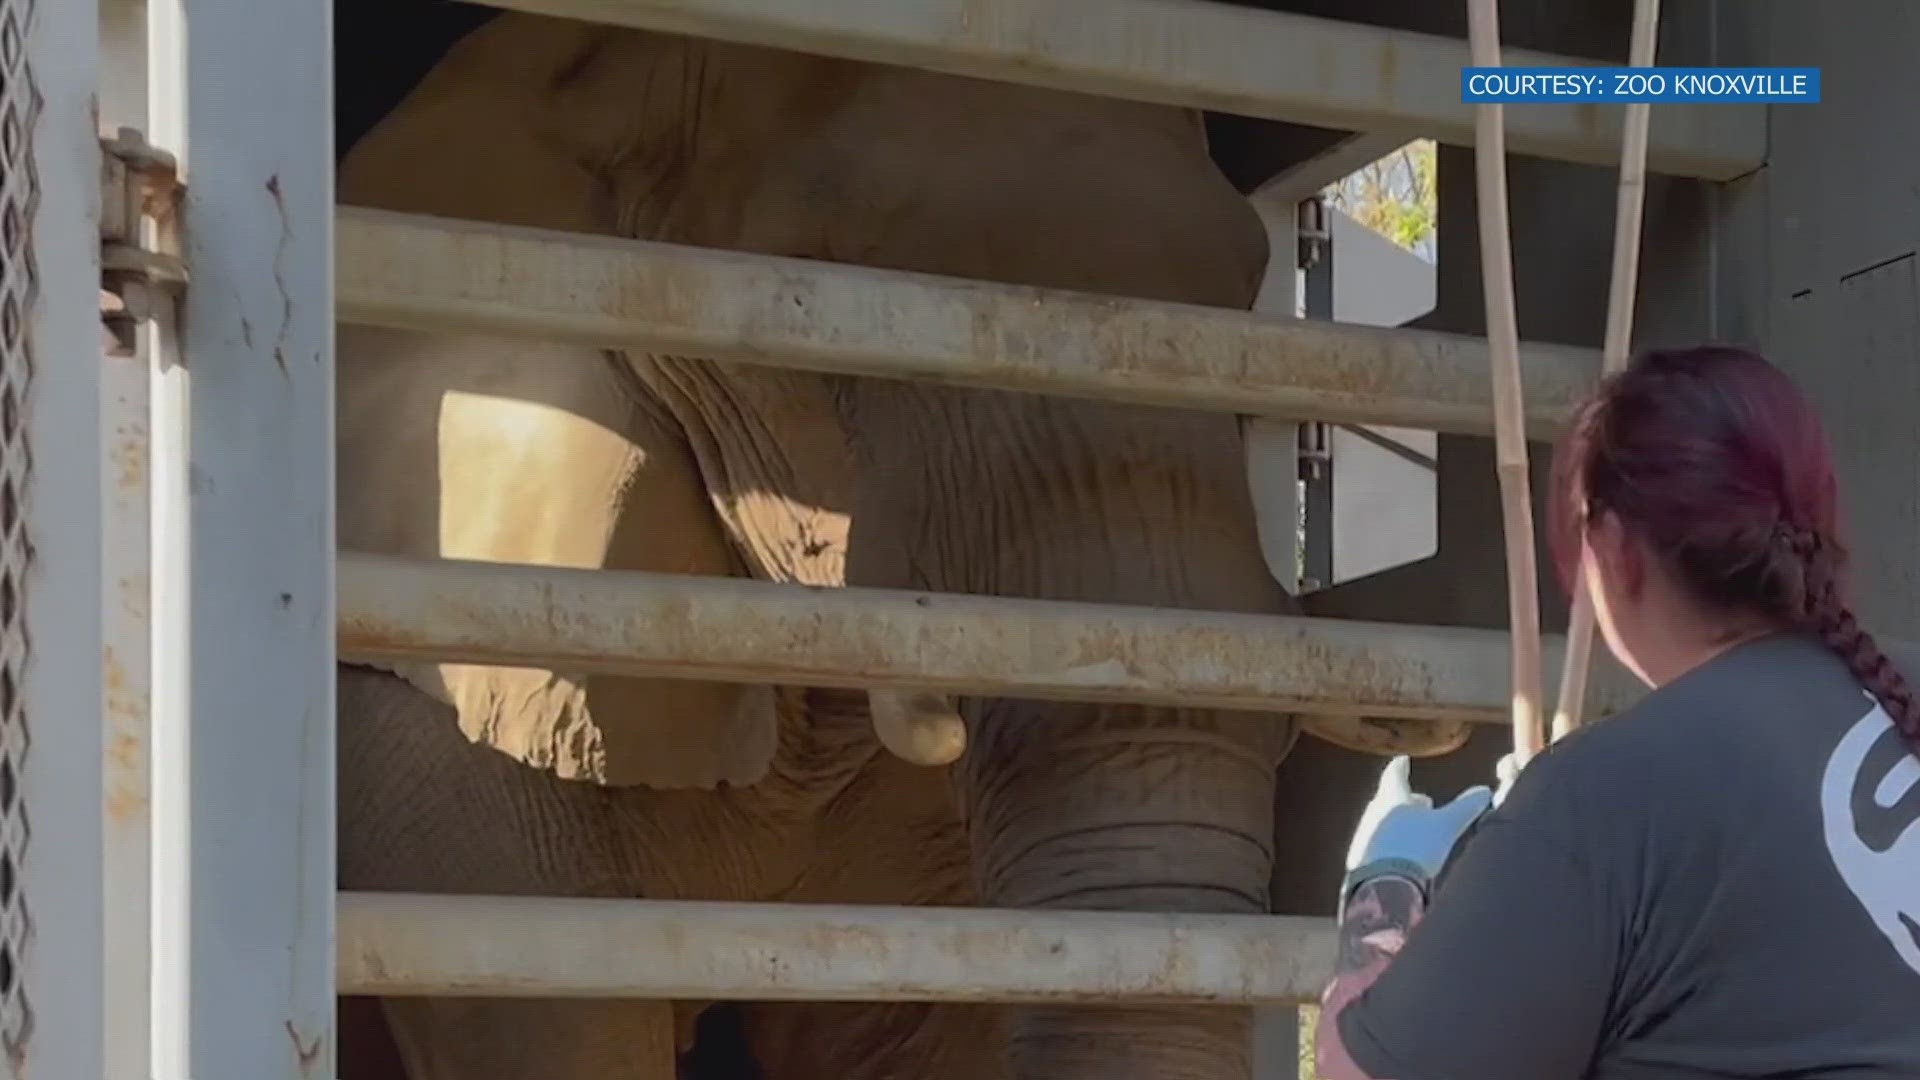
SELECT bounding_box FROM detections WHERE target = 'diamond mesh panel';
[0,0,38,1062]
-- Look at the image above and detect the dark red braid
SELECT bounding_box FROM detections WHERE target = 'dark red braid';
[1785,525,1920,739]
[1551,345,1920,753]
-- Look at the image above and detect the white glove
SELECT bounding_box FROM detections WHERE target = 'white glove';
[1340,756,1494,912]
[1493,751,1523,807]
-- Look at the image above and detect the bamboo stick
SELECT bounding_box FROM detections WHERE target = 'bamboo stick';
[1465,0,1545,764]
[1551,0,1661,744]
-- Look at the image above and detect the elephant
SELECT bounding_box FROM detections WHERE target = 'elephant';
[331,10,1472,1080]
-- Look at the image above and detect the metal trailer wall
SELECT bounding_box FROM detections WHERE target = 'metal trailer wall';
[1717,2,1920,647]
[4,0,110,1075]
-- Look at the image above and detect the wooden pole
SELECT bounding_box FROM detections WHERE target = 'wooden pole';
[1551,0,1661,743]
[1465,0,1545,764]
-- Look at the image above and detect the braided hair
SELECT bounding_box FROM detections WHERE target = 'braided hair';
[1550,345,1920,751]
[1784,523,1920,731]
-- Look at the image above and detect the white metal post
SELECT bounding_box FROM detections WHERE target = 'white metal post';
[101,291,154,1080]
[4,0,108,1075]
[98,5,156,1078]
[146,0,336,1072]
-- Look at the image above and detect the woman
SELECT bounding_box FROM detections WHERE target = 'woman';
[1313,345,1920,1079]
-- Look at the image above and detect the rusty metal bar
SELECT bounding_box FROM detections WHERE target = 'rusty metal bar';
[338,551,1645,724]
[338,892,1336,1004]
[337,208,1600,439]
[469,0,1762,178]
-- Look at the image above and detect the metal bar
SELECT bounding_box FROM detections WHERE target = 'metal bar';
[1252,132,1409,208]
[147,0,338,1071]
[9,0,108,1071]
[1302,228,1334,323]
[1300,428,1334,593]
[470,0,1762,179]
[99,293,155,1080]
[1299,234,1335,593]
[337,208,1600,439]
[338,552,1646,724]
[98,6,155,1077]
[338,892,1336,1005]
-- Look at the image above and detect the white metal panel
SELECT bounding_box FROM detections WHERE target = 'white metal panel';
[1329,210,1436,329]
[338,892,1336,1005]
[473,0,1761,179]
[1325,209,1440,588]
[337,551,1647,725]
[337,208,1603,438]
[146,0,336,1072]
[6,0,108,1073]
[1328,423,1436,584]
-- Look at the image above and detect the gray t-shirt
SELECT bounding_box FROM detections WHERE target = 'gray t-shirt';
[1340,632,1920,1079]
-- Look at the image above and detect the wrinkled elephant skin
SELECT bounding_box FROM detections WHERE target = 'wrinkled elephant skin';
[334,16,1449,1080]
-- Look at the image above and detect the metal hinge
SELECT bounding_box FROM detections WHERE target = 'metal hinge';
[99,127,186,354]
[1296,421,1332,593]
[1295,195,1330,271]
[1296,421,1329,482]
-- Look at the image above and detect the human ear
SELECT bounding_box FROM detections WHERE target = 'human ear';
[1587,509,1644,598]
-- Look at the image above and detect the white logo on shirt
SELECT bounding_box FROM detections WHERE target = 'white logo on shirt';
[1820,698,1920,977]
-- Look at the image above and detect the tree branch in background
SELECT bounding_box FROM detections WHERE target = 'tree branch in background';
[1322,140,1438,263]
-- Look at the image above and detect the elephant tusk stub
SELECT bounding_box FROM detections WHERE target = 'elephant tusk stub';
[869,690,968,766]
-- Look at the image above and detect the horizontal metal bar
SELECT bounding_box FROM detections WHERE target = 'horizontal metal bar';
[337,208,1599,438]
[338,551,1645,724]
[1252,132,1409,207]
[470,0,1762,179]
[338,892,1335,1004]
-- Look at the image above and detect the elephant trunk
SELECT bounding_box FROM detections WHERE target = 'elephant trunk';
[960,700,1289,1080]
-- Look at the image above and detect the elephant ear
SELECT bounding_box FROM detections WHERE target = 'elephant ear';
[333,27,793,790]
[335,321,785,789]
[1300,715,1474,758]
[367,660,781,790]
